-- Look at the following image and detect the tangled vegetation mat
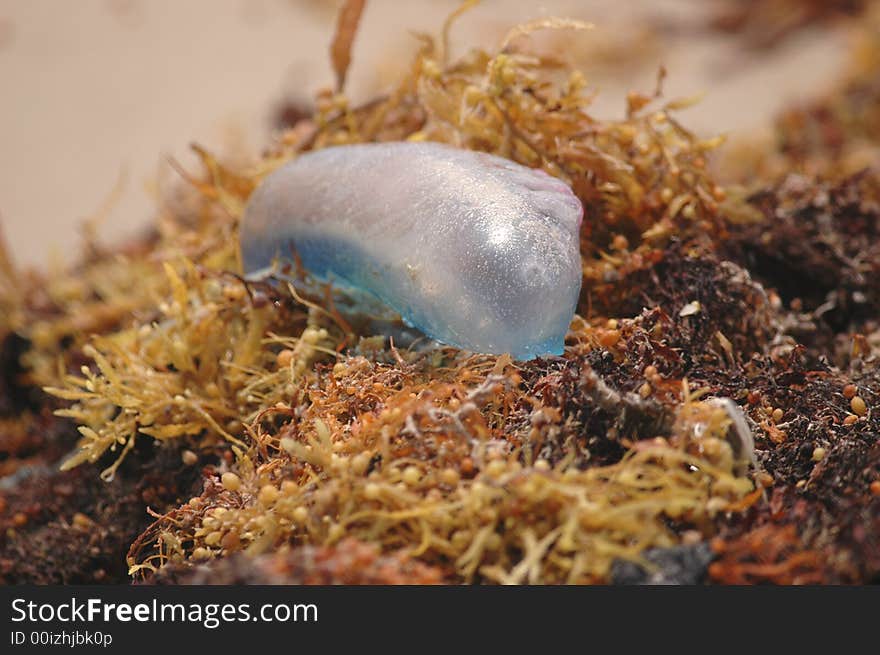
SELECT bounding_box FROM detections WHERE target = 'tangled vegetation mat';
[1,0,879,585]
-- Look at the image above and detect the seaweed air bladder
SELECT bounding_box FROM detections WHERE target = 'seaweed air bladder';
[239,142,584,360]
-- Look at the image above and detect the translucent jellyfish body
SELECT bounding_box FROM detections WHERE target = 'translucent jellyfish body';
[239,142,583,360]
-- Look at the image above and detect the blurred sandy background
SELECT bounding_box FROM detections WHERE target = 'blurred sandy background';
[0,0,848,267]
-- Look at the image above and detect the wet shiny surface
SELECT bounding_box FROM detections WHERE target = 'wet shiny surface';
[240,142,583,359]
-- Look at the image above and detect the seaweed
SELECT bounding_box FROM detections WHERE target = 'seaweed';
[151,538,444,585]
[1,0,879,584]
